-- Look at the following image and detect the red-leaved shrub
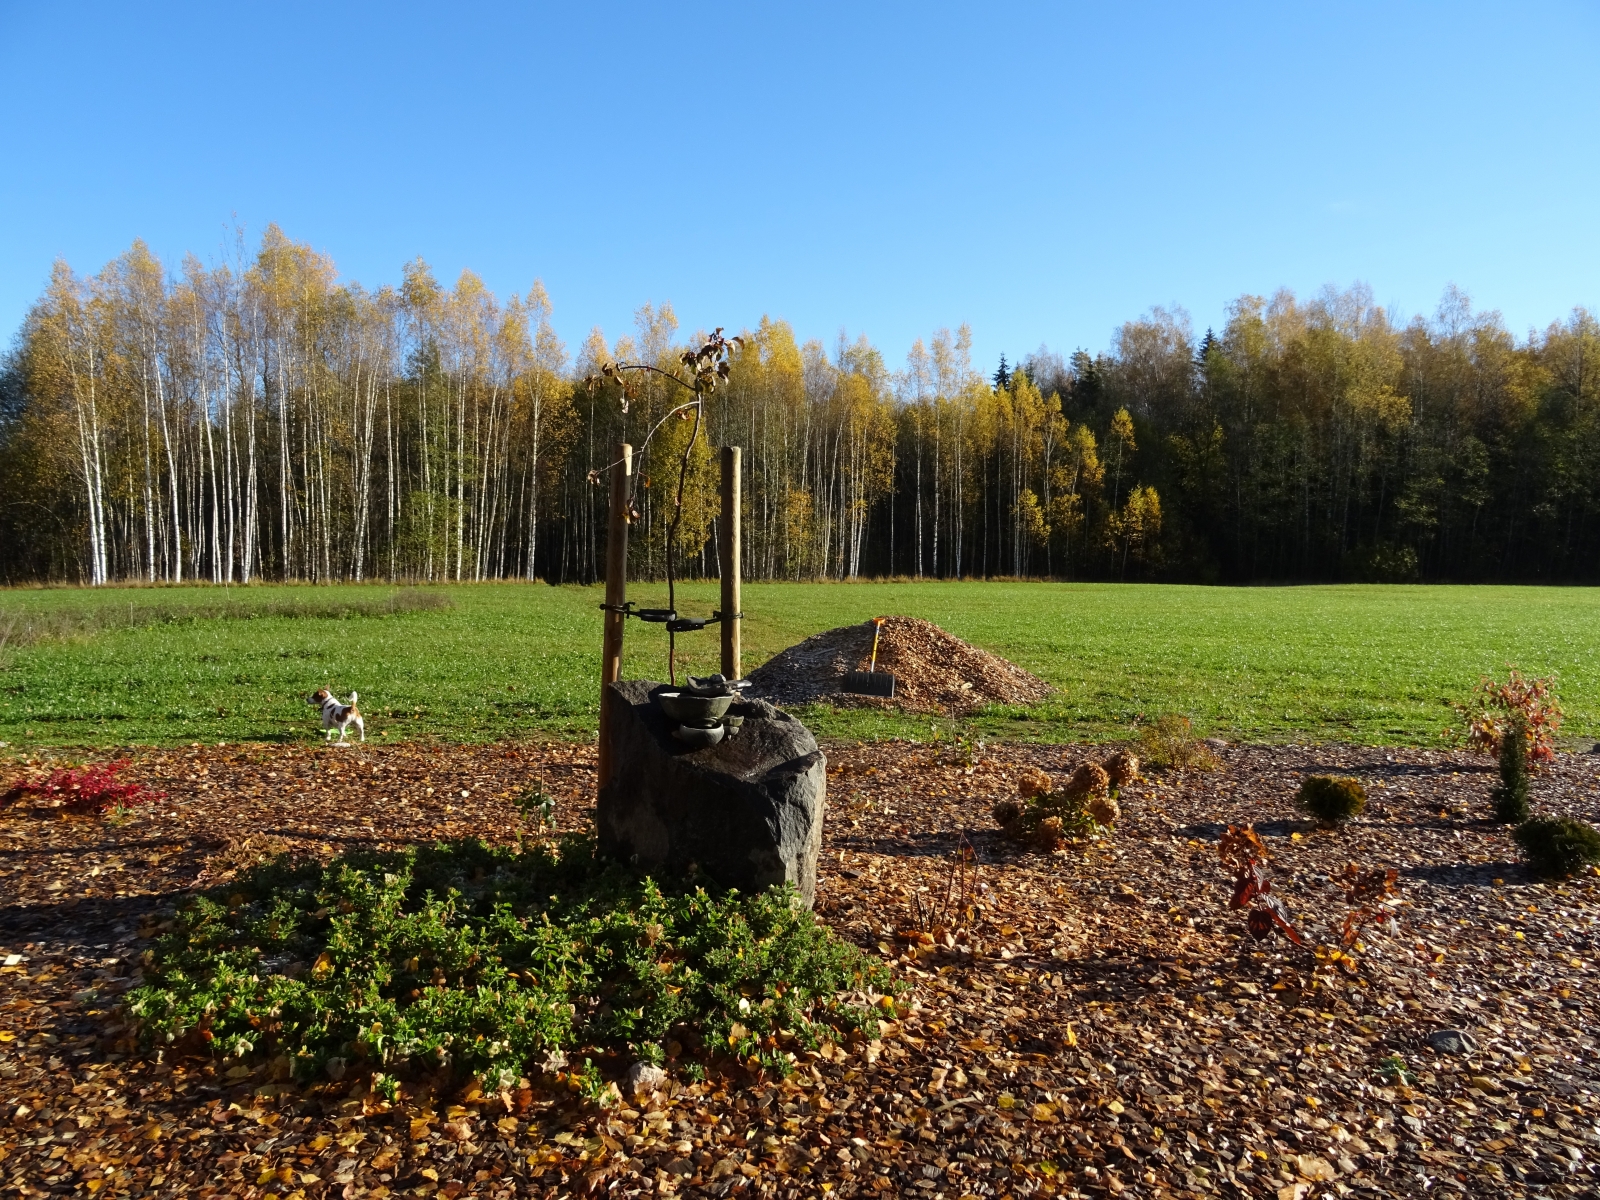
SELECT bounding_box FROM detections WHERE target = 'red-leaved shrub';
[1,760,165,814]
[1454,667,1563,763]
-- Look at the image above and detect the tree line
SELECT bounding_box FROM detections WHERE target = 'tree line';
[3,226,1597,586]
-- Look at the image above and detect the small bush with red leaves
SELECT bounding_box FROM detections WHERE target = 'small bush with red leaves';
[1453,667,1564,763]
[1,760,165,815]
[1219,825,1303,946]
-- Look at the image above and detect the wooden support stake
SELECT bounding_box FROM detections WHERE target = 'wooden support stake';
[720,445,741,680]
[598,442,632,791]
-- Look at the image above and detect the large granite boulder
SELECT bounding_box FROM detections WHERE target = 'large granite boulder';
[597,680,826,906]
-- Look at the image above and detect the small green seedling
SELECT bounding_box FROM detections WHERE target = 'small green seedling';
[514,786,556,831]
[1376,1054,1415,1085]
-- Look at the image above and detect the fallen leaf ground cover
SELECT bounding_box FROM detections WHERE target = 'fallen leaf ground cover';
[2,738,1598,1197]
[5,581,1600,747]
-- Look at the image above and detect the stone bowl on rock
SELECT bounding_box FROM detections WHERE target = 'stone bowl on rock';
[685,674,738,697]
[657,691,734,722]
[672,720,726,747]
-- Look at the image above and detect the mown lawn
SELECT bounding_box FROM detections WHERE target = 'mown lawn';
[1,581,1596,748]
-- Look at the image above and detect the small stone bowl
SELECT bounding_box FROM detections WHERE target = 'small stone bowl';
[672,720,725,748]
[657,691,734,722]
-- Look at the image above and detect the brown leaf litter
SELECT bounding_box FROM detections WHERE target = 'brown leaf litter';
[2,737,1598,1198]
[746,615,1053,715]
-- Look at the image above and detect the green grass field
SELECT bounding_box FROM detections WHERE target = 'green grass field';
[1,581,1597,749]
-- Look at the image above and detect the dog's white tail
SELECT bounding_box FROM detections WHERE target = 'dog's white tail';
[350,691,359,703]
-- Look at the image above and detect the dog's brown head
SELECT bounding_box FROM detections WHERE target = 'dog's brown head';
[308,688,332,707]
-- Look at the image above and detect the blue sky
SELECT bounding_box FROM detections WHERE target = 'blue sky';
[2,1,1596,375]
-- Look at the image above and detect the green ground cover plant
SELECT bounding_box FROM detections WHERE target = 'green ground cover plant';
[125,836,890,1089]
[2,581,1598,747]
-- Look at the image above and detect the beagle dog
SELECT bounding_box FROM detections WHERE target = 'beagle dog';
[309,688,365,743]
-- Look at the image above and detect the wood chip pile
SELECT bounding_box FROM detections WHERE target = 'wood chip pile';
[746,615,1053,714]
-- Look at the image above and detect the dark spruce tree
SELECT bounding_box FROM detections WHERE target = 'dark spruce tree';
[1067,348,1106,423]
[992,354,1011,390]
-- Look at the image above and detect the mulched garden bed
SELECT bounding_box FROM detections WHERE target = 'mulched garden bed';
[2,737,1597,1198]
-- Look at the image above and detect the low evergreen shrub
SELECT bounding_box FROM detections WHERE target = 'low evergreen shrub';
[1493,715,1531,823]
[125,836,891,1088]
[1514,817,1600,880]
[1297,775,1367,827]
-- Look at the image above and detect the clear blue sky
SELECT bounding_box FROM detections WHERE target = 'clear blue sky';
[2,1,1596,375]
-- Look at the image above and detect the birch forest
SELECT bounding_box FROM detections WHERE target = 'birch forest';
[3,226,1599,585]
